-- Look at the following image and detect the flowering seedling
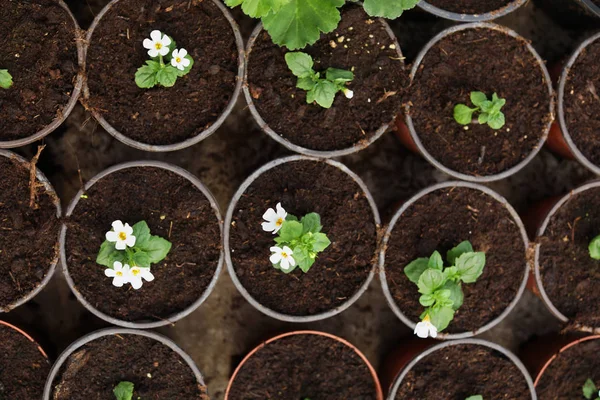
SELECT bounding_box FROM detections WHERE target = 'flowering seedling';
[0,69,12,89]
[262,203,331,273]
[135,30,194,89]
[584,379,600,400]
[285,52,354,109]
[113,381,134,400]
[405,240,486,338]
[589,235,600,260]
[454,92,506,130]
[97,220,171,290]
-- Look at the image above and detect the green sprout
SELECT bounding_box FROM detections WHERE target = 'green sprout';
[0,69,13,89]
[113,381,134,400]
[466,396,483,400]
[454,92,506,130]
[584,378,600,400]
[589,235,600,260]
[285,52,354,109]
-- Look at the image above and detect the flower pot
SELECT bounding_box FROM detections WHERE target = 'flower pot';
[404,23,554,182]
[0,0,84,148]
[60,161,223,328]
[379,181,530,339]
[417,0,528,22]
[43,327,208,399]
[225,330,383,400]
[0,319,50,399]
[0,149,61,312]
[386,339,536,399]
[225,155,380,322]
[533,0,600,28]
[82,0,244,152]
[244,5,407,158]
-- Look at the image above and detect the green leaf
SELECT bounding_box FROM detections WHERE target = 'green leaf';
[429,306,455,331]
[225,0,290,18]
[286,214,299,222]
[96,241,125,268]
[478,113,490,125]
[293,246,314,273]
[428,251,443,270]
[455,252,486,283]
[285,52,314,78]
[487,112,505,130]
[453,104,476,125]
[404,258,429,284]
[310,80,337,108]
[442,266,460,282]
[176,55,194,77]
[132,221,151,247]
[447,241,474,265]
[417,269,444,295]
[470,91,487,107]
[113,381,134,400]
[156,66,178,87]
[297,76,317,91]
[491,93,506,113]
[311,232,331,252]
[325,68,353,82]
[135,63,159,89]
[479,100,494,113]
[0,69,13,89]
[132,252,151,268]
[466,396,483,400]
[301,213,322,234]
[443,280,464,310]
[136,236,172,264]
[279,220,303,241]
[419,294,435,307]
[589,235,600,260]
[584,379,598,399]
[363,0,420,18]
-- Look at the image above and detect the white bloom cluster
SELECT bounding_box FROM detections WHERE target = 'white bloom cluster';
[143,30,191,71]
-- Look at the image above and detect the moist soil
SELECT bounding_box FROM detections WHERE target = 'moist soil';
[65,166,221,322]
[86,0,239,146]
[0,324,50,399]
[227,334,378,400]
[0,0,79,141]
[536,338,600,399]
[247,6,407,152]
[229,160,377,316]
[409,27,552,177]
[563,38,600,165]
[537,187,600,328]
[51,333,208,400]
[395,343,530,399]
[385,187,526,333]
[0,156,59,311]
[426,0,513,14]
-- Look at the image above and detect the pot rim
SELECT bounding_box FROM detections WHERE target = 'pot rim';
[224,155,381,322]
[418,0,528,22]
[81,0,245,152]
[378,180,530,339]
[0,319,49,360]
[404,22,555,183]
[579,0,600,16]
[59,160,224,329]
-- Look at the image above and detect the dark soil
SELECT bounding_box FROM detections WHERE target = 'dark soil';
[563,38,600,165]
[51,333,208,400]
[0,324,50,399]
[385,186,526,333]
[425,0,513,14]
[536,338,600,399]
[538,187,600,328]
[86,0,239,146]
[247,6,407,152]
[229,160,378,316]
[0,0,79,141]
[227,333,378,400]
[65,166,221,322]
[0,156,60,311]
[395,343,530,399]
[409,27,552,177]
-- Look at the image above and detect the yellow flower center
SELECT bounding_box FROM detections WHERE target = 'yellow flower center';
[118,232,127,241]
[176,57,182,63]
[155,43,163,50]
[116,271,123,277]
[132,269,140,276]
[423,314,431,323]
[276,218,284,227]
[281,252,288,258]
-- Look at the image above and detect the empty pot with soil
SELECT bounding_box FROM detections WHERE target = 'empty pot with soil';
[417,0,528,22]
[402,23,554,182]
[44,327,209,399]
[225,155,380,322]
[379,181,529,339]
[225,331,383,400]
[0,0,84,148]
[0,149,61,312]
[60,161,223,328]
[83,0,244,152]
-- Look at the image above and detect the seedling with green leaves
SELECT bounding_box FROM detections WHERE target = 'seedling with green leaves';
[584,378,600,400]
[285,52,354,109]
[113,381,134,400]
[466,396,483,400]
[454,92,506,130]
[0,69,12,89]
[589,235,600,260]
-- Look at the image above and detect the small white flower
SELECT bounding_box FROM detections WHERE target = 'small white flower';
[262,203,287,234]
[343,88,354,99]
[129,266,155,290]
[414,314,438,339]
[105,261,130,288]
[171,48,191,71]
[143,30,171,58]
[270,246,295,272]
[105,220,136,250]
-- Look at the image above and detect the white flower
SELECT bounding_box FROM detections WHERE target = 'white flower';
[171,48,191,71]
[143,30,171,58]
[105,220,136,250]
[270,246,295,272]
[343,88,354,99]
[414,315,438,339]
[105,261,130,288]
[262,203,287,234]
[128,266,155,290]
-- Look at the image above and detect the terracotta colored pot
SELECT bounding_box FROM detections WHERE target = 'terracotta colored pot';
[380,337,435,394]
[0,319,48,360]
[418,0,528,22]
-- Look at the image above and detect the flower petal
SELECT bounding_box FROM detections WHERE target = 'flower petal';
[159,46,170,56]
[178,48,188,58]
[280,257,290,271]
[112,220,124,231]
[105,231,118,242]
[287,254,296,267]
[171,58,178,67]
[150,30,162,42]
[113,261,123,270]
[276,203,287,218]
[130,277,143,290]
[143,38,154,49]
[176,64,185,71]
[262,208,277,222]
[148,48,159,58]
[181,58,190,67]
[123,223,133,235]
[272,225,282,234]
[261,221,276,232]
[270,253,282,264]
[270,246,282,253]
[105,268,116,277]
[414,322,428,338]
[141,269,155,282]
[112,277,124,287]
[125,235,136,248]
[161,35,172,46]
[282,246,293,255]
[115,241,126,250]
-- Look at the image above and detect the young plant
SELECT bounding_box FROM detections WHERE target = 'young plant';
[97,220,172,289]
[466,396,483,400]
[584,378,600,400]
[589,235,600,260]
[405,241,486,338]
[454,92,506,130]
[135,30,194,89]
[0,69,12,89]
[262,203,331,273]
[113,381,134,400]
[285,52,354,109]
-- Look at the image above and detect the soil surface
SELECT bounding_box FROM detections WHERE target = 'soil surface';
[65,166,221,322]
[538,186,600,328]
[229,160,378,316]
[227,333,378,400]
[51,333,208,399]
[86,0,239,146]
[0,0,79,141]
[385,186,527,333]
[409,27,552,177]
[0,324,50,399]
[395,343,530,399]
[247,6,407,152]
[0,156,59,311]
[426,0,513,14]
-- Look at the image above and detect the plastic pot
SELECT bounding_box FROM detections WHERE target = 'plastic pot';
[82,0,245,152]
[0,319,49,360]
[59,160,223,329]
[418,0,528,22]
[579,0,600,17]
